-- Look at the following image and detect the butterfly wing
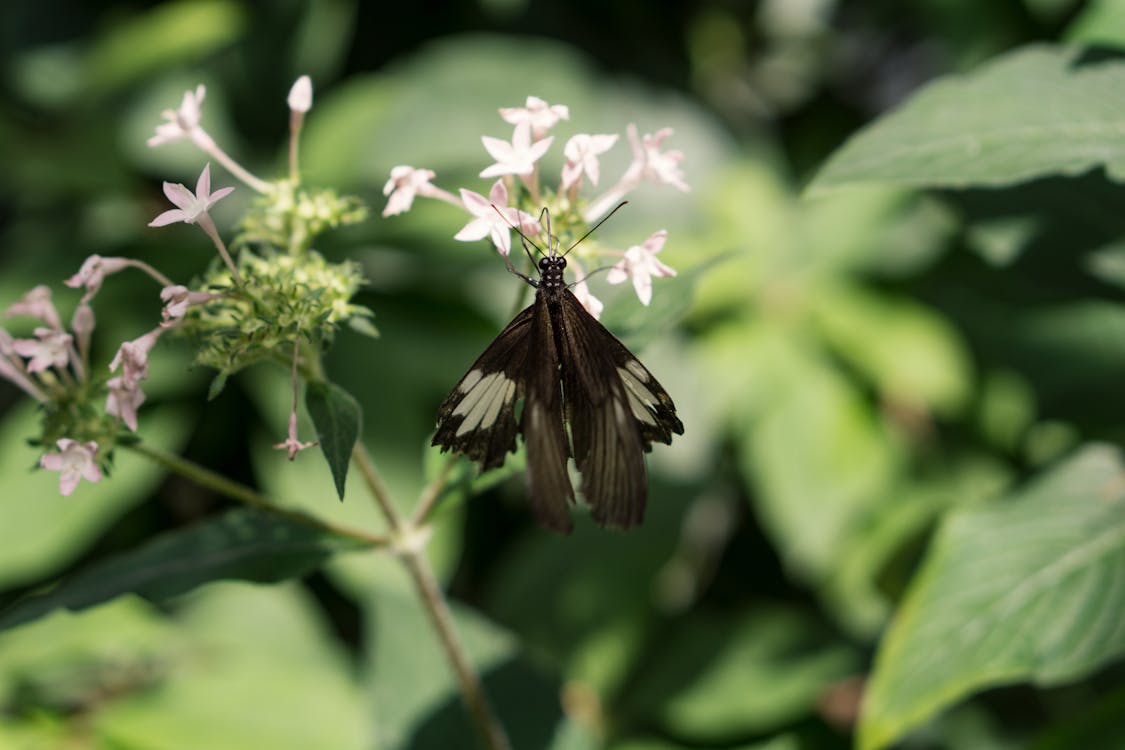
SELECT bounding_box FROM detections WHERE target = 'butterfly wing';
[432,304,534,470]
[558,290,684,529]
[520,292,576,532]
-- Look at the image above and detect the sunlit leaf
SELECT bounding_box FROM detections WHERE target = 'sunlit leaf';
[810,46,1125,192]
[860,444,1125,750]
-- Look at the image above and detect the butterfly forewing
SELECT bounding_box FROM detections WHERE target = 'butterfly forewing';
[432,304,533,470]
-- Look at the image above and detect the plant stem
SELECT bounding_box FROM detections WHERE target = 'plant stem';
[410,454,461,527]
[351,443,511,750]
[126,440,389,547]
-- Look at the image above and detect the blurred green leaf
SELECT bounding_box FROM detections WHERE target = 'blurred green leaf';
[1066,0,1125,49]
[96,582,368,750]
[860,444,1125,750]
[621,606,858,741]
[306,380,362,499]
[87,0,246,93]
[810,285,972,417]
[1030,681,1125,750]
[0,404,190,590]
[742,346,899,580]
[810,46,1125,192]
[0,507,368,631]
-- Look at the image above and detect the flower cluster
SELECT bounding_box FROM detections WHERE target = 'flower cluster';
[382,95,687,318]
[0,76,377,495]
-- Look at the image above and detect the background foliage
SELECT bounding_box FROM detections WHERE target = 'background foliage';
[3,1,1125,748]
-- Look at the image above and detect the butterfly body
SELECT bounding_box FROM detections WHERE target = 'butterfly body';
[433,242,683,532]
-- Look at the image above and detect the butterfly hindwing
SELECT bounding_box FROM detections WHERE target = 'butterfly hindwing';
[432,304,533,470]
[558,290,682,529]
[521,293,576,532]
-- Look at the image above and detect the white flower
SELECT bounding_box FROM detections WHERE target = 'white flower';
[109,329,162,386]
[382,166,438,217]
[632,126,690,192]
[65,255,132,299]
[606,230,676,305]
[480,122,553,178]
[149,163,235,227]
[454,180,538,257]
[561,133,618,190]
[288,75,313,113]
[40,439,103,496]
[148,85,207,147]
[5,285,62,330]
[499,96,570,139]
[160,285,220,326]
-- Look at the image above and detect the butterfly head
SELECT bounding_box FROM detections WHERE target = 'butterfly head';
[537,256,567,290]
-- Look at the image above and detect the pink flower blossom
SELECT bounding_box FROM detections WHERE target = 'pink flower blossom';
[561,133,618,190]
[65,255,132,300]
[106,376,146,432]
[572,278,604,320]
[480,122,553,179]
[149,163,235,227]
[382,166,438,217]
[12,328,72,373]
[288,75,313,113]
[5,285,62,330]
[109,329,162,386]
[499,96,570,139]
[454,181,538,257]
[274,411,317,461]
[606,230,676,306]
[632,125,690,192]
[148,85,207,147]
[40,439,102,496]
[160,285,220,326]
[0,330,46,401]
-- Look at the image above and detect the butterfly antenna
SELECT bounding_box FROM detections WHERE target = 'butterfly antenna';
[490,204,541,284]
[562,201,628,258]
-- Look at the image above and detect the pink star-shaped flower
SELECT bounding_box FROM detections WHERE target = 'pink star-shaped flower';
[454,180,538,256]
[106,376,146,432]
[499,96,570,139]
[12,328,72,373]
[109,329,162,386]
[382,166,438,217]
[65,255,132,299]
[148,85,207,147]
[274,412,317,461]
[573,281,604,319]
[149,163,234,227]
[5,285,62,330]
[160,285,221,326]
[606,230,676,306]
[480,122,553,179]
[561,133,619,190]
[630,126,690,192]
[40,439,103,496]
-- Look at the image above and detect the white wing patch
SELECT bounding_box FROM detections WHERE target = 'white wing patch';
[454,371,517,436]
[617,366,659,425]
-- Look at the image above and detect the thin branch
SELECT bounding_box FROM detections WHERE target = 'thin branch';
[126,440,389,547]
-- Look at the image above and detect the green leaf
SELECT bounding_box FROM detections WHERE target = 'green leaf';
[860,444,1125,750]
[0,508,367,631]
[306,380,362,500]
[809,45,1125,193]
[207,370,229,401]
[347,315,380,338]
[620,607,858,741]
[1066,0,1125,49]
[87,0,246,93]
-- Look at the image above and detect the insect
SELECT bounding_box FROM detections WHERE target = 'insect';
[432,206,683,532]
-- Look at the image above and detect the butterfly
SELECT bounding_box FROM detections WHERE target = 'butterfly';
[432,206,683,532]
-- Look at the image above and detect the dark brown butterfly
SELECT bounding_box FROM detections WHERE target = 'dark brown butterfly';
[432,207,683,532]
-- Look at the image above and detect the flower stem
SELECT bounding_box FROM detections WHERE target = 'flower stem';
[125,440,389,546]
[351,443,511,750]
[194,130,274,194]
[410,453,462,527]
